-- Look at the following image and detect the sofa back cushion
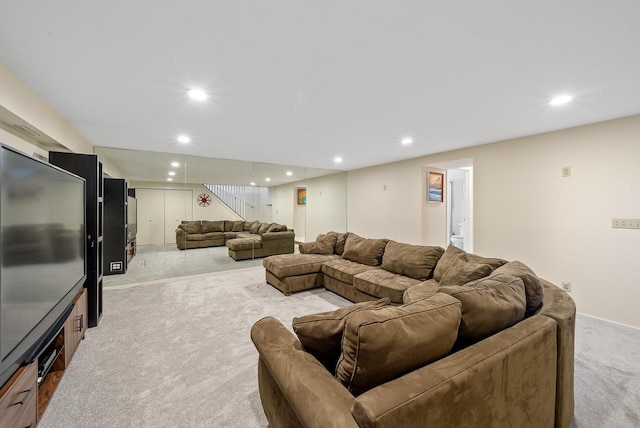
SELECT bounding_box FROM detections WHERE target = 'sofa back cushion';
[266,223,288,233]
[306,233,338,255]
[258,222,273,235]
[201,220,225,233]
[334,232,349,256]
[439,273,526,342]
[342,233,388,266]
[434,246,507,282]
[492,261,544,314]
[231,221,245,232]
[438,256,494,287]
[292,298,390,371]
[180,221,201,234]
[249,221,261,234]
[336,293,461,396]
[381,241,444,280]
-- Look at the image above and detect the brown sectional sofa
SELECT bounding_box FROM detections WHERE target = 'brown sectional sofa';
[254,232,576,428]
[175,219,294,260]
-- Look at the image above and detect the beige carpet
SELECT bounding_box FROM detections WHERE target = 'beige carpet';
[38,266,640,427]
[39,266,350,428]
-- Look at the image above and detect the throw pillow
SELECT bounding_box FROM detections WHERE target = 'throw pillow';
[308,233,338,255]
[223,220,234,232]
[439,273,526,342]
[292,298,390,371]
[336,294,461,396]
[438,257,494,287]
[232,221,245,232]
[381,241,444,280]
[266,223,288,233]
[492,261,544,314]
[342,233,388,266]
[201,220,225,233]
[433,246,507,282]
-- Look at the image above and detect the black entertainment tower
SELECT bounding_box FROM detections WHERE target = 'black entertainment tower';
[104,178,128,275]
[48,152,104,327]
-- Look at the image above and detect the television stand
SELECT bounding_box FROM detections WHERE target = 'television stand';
[0,288,88,427]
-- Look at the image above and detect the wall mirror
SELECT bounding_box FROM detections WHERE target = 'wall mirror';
[94,146,347,286]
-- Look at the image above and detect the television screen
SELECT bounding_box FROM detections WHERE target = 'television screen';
[0,145,86,384]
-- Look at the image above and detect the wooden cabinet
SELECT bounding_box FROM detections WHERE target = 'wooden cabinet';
[49,152,104,327]
[0,363,37,428]
[0,289,88,426]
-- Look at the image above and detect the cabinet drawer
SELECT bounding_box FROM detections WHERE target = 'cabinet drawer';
[14,390,37,428]
[0,363,37,428]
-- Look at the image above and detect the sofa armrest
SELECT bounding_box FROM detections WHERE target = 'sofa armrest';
[352,316,558,428]
[261,230,295,241]
[251,317,359,428]
[298,241,314,254]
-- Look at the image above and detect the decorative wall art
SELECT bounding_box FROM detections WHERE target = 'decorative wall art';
[427,171,444,203]
[297,188,307,205]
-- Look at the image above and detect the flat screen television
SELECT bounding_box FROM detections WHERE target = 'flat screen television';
[127,196,136,243]
[0,144,86,387]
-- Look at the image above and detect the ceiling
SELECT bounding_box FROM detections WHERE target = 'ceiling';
[1,1,640,173]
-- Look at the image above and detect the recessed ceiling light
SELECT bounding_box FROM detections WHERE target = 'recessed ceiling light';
[250,182,256,186]
[334,156,343,164]
[171,161,180,167]
[177,135,191,144]
[286,171,293,176]
[168,171,176,176]
[548,94,573,106]
[167,177,173,182]
[401,137,413,145]
[187,88,208,101]
[265,178,271,182]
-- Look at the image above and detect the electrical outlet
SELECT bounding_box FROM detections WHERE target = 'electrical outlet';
[612,218,640,229]
[561,281,571,292]
[562,167,571,177]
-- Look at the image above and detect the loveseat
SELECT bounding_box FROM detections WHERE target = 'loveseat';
[254,232,576,428]
[175,220,294,261]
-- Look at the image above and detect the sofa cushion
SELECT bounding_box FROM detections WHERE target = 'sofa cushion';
[334,232,349,256]
[342,233,388,266]
[181,221,201,234]
[434,245,507,282]
[336,294,462,396]
[322,258,381,285]
[439,273,526,342]
[403,279,439,304]
[226,237,262,251]
[186,233,206,241]
[266,223,288,233]
[492,261,544,313]
[244,220,258,232]
[292,298,391,371]
[263,254,338,278]
[203,232,225,240]
[250,222,262,234]
[438,256,494,287]
[201,220,225,233]
[307,233,338,255]
[354,269,421,303]
[231,221,245,232]
[381,241,444,280]
[258,222,272,235]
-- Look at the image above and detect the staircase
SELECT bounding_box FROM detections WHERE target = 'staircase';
[204,184,257,220]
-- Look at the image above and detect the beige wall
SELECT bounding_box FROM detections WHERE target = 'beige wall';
[348,115,640,328]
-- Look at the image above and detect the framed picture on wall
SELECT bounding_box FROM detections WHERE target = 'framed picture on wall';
[297,188,307,205]
[427,171,444,203]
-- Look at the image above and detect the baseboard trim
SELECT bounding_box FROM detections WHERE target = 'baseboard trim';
[577,312,640,331]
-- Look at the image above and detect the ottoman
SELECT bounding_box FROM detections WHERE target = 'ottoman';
[227,237,262,261]
[263,254,339,296]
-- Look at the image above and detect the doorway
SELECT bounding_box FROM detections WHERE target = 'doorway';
[446,166,473,252]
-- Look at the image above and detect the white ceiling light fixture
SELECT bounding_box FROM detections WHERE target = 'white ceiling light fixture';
[334,156,343,164]
[177,135,191,144]
[265,177,271,182]
[167,177,173,182]
[548,94,573,106]
[171,161,180,167]
[286,171,293,176]
[250,182,256,186]
[401,137,413,146]
[186,88,208,101]
[168,171,176,176]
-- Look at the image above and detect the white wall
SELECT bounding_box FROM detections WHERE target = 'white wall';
[348,115,640,328]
